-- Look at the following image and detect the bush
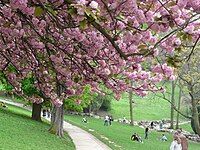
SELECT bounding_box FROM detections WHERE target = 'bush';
[100,96,111,111]
[91,94,111,112]
[64,85,92,112]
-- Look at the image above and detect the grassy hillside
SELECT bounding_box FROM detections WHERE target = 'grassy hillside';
[65,115,199,150]
[110,93,171,121]
[0,105,75,150]
[109,82,188,121]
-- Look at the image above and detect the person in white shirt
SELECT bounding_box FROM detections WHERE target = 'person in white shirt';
[170,134,182,150]
[104,115,109,126]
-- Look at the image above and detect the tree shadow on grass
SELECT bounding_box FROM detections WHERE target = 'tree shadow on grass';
[0,106,49,126]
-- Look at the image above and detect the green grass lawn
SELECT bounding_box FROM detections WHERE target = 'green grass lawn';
[65,114,200,150]
[110,93,171,121]
[0,105,75,150]
[180,123,195,134]
[109,83,188,122]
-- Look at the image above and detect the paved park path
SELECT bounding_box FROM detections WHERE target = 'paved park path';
[0,98,112,150]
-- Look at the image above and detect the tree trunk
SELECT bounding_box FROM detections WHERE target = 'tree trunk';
[49,104,64,137]
[31,103,42,122]
[176,86,182,129]
[49,83,64,137]
[170,81,176,129]
[191,100,200,135]
[129,81,134,126]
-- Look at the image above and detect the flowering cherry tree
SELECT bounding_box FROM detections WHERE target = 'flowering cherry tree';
[0,0,200,136]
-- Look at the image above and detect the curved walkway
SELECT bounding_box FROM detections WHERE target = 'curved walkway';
[0,98,111,150]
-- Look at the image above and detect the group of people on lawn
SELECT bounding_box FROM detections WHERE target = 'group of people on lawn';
[81,115,188,150]
[82,115,114,125]
[42,108,51,118]
[131,121,188,150]
[104,115,113,126]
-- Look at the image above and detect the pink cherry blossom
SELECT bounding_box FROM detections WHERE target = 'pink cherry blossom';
[89,1,98,9]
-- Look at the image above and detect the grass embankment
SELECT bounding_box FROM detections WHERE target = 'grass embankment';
[0,105,75,150]
[65,115,200,150]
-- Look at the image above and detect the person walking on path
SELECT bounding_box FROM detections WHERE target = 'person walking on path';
[170,134,182,150]
[177,129,188,150]
[144,127,149,139]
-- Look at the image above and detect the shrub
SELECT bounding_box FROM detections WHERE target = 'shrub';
[91,94,111,112]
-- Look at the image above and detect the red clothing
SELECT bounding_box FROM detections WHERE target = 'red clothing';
[179,134,188,150]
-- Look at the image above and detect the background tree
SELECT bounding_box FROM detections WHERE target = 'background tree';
[170,80,176,129]
[21,76,43,121]
[175,81,182,129]
[129,81,134,126]
[178,49,200,135]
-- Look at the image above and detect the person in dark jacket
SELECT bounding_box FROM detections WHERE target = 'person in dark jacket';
[131,133,140,142]
[109,115,113,125]
[145,127,149,139]
[42,109,46,117]
[150,121,154,129]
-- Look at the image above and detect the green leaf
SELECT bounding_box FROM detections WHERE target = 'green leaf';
[85,8,97,21]
[79,19,87,30]
[138,44,147,50]
[140,23,148,30]
[46,6,57,16]
[68,7,77,15]
[73,75,80,83]
[187,34,193,41]
[34,6,44,17]
[182,33,188,41]
[175,47,182,52]
[116,14,125,20]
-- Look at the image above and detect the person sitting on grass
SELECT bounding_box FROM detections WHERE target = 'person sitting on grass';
[131,133,139,141]
[82,117,87,123]
[131,133,143,143]
[137,134,143,143]
[160,134,168,141]
[0,102,8,108]
[122,116,126,123]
